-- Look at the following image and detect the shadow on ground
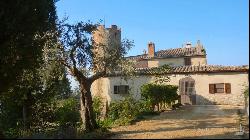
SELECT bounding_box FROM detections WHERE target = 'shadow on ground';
[108,105,249,139]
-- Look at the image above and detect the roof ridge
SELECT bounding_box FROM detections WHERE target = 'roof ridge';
[156,46,197,52]
[127,46,205,59]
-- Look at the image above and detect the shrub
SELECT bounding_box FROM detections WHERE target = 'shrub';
[92,96,104,125]
[92,96,113,129]
[140,83,178,111]
[107,95,140,126]
[3,128,19,139]
[244,87,249,98]
[137,99,153,113]
[98,118,113,129]
[55,98,80,127]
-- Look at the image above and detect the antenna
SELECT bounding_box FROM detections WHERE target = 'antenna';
[104,16,106,27]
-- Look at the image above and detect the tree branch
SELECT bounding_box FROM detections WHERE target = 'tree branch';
[90,71,106,83]
[60,59,71,70]
[70,46,77,69]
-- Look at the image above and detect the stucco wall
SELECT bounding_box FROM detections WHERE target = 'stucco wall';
[91,72,248,106]
[147,57,207,68]
[148,58,184,67]
[191,57,207,65]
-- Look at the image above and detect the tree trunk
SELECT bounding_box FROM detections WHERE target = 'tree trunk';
[0,130,4,139]
[70,67,98,132]
[152,103,156,112]
[79,82,98,132]
[23,104,27,129]
[22,91,31,129]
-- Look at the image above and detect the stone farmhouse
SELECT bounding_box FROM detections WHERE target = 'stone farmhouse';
[91,25,249,106]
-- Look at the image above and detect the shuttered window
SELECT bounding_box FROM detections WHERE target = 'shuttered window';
[215,83,224,93]
[209,83,231,94]
[209,84,215,94]
[114,85,129,94]
[184,58,191,65]
[114,86,119,94]
[225,83,231,94]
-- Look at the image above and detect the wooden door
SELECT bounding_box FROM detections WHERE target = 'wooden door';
[179,77,196,105]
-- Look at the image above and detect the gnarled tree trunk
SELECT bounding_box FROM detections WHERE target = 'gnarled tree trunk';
[79,81,98,132]
[68,64,99,132]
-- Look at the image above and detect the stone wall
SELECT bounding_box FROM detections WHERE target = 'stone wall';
[191,56,207,65]
[147,56,207,68]
[148,58,184,67]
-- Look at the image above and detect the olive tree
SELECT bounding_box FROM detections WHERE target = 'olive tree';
[42,21,134,132]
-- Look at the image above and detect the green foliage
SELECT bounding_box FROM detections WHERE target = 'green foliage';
[107,95,141,126]
[3,128,19,139]
[140,83,179,111]
[92,96,114,129]
[137,99,153,113]
[93,96,104,124]
[0,59,72,138]
[55,98,80,127]
[50,18,134,132]
[243,87,249,98]
[0,0,57,93]
[0,0,70,138]
[201,48,206,54]
[236,109,244,129]
[101,95,161,127]
[152,64,171,84]
[98,118,114,129]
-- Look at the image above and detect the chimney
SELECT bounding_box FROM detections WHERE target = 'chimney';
[148,42,155,57]
[185,42,192,48]
[111,25,117,29]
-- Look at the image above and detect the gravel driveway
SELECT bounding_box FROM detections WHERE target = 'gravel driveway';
[109,105,249,139]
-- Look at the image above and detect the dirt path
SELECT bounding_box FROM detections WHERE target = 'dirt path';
[109,105,249,139]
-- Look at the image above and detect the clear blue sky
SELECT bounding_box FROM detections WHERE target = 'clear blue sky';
[56,0,249,89]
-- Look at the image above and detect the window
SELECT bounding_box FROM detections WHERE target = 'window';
[114,85,129,94]
[209,83,231,94]
[215,83,224,93]
[184,58,191,65]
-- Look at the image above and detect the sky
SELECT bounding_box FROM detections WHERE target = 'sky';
[56,0,249,89]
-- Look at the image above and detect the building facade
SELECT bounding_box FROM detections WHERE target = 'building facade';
[128,40,207,68]
[91,25,249,106]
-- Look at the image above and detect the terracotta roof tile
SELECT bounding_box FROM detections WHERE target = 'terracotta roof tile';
[134,65,248,75]
[127,46,206,60]
[107,65,248,77]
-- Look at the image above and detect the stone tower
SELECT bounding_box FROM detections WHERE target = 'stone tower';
[92,25,121,72]
[92,25,121,54]
[92,25,121,118]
